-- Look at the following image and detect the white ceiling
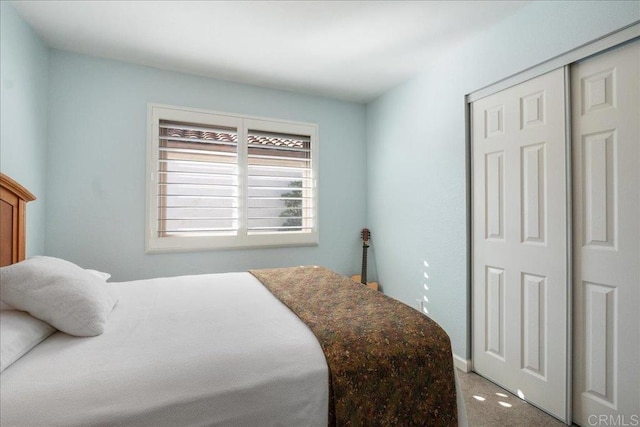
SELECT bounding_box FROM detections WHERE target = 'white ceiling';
[11,1,530,103]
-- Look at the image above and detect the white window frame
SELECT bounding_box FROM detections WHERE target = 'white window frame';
[146,103,319,253]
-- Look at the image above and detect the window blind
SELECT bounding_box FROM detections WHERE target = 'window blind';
[147,104,318,252]
[247,130,313,234]
[158,120,239,236]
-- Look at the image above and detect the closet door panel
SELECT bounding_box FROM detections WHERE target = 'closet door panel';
[572,40,639,425]
[472,67,568,422]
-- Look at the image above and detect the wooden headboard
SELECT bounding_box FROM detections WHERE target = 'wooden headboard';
[0,173,36,267]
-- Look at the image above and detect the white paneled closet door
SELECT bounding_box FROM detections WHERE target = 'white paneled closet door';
[472,68,569,422]
[572,41,640,426]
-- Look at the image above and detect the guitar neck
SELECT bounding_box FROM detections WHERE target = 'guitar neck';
[360,244,368,284]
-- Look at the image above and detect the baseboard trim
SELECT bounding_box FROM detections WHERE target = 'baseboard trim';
[453,354,472,372]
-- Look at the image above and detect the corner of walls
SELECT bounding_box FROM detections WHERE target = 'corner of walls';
[0,2,50,256]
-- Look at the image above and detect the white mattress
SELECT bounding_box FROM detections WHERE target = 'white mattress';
[0,272,329,426]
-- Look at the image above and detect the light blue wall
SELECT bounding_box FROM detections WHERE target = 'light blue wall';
[366,1,639,359]
[0,2,49,256]
[45,50,368,281]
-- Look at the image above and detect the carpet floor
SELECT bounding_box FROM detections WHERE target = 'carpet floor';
[457,370,567,426]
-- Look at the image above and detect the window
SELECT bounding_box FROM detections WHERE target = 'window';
[146,104,318,252]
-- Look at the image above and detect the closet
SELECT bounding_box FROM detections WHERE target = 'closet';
[470,40,639,424]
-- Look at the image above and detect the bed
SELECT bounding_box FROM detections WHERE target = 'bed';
[0,173,464,426]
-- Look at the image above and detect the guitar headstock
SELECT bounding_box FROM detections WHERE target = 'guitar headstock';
[361,228,371,245]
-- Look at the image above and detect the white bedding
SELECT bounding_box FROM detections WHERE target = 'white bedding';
[0,272,329,426]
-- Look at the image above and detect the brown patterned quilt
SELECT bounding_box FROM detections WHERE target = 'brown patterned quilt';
[250,266,457,426]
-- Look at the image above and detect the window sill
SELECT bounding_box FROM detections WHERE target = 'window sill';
[145,232,319,253]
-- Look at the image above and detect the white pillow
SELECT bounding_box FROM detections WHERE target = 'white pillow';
[85,269,111,281]
[0,300,15,310]
[0,256,118,337]
[1,310,56,372]
[0,269,109,311]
